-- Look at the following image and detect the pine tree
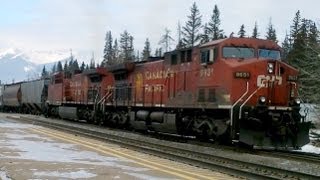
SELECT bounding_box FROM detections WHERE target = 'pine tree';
[51,63,56,73]
[120,30,134,62]
[176,21,185,49]
[281,32,291,60]
[57,61,63,72]
[154,48,159,56]
[73,59,80,71]
[252,21,259,38]
[68,59,74,72]
[112,39,119,63]
[238,24,246,38]
[296,19,318,102]
[142,38,151,61]
[89,52,95,69]
[182,2,202,47]
[129,36,134,59]
[159,48,163,57]
[287,17,320,103]
[41,66,48,78]
[63,61,68,72]
[159,28,174,52]
[290,10,301,42]
[80,61,85,71]
[308,22,319,46]
[201,23,210,44]
[136,50,140,61]
[103,31,113,66]
[207,4,224,40]
[288,18,308,67]
[265,18,277,42]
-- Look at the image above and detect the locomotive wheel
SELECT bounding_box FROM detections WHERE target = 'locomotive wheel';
[94,111,104,126]
[196,125,211,141]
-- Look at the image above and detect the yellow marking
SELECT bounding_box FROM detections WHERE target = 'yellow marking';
[31,127,222,180]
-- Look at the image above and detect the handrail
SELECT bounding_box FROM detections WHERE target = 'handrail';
[239,85,263,119]
[97,89,113,105]
[230,82,249,126]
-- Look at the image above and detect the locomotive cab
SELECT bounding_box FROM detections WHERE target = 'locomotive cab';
[198,38,311,149]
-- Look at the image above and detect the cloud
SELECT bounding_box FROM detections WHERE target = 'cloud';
[0,0,319,63]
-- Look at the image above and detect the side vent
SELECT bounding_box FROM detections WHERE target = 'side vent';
[198,89,205,102]
[208,89,216,102]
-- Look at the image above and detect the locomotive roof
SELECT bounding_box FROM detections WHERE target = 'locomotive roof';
[135,56,164,65]
[200,37,280,49]
[200,38,227,47]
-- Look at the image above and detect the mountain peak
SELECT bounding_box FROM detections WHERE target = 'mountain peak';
[0,48,22,59]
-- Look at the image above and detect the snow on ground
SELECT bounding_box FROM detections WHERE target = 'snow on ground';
[124,172,178,180]
[0,168,11,180]
[34,170,97,179]
[300,104,320,153]
[0,119,171,179]
[0,126,148,172]
[301,144,320,154]
[301,104,320,124]
[310,129,320,140]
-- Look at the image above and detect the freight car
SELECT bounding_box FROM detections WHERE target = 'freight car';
[0,85,4,111]
[1,79,49,114]
[21,79,49,114]
[2,83,22,112]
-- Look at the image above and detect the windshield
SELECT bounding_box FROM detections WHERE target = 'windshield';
[258,49,281,60]
[223,47,254,59]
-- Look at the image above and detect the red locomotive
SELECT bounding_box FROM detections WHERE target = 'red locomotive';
[102,37,310,149]
[0,37,311,149]
[46,67,114,121]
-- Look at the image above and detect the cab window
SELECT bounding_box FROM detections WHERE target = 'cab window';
[258,49,281,60]
[200,47,216,64]
[171,54,178,65]
[223,47,254,59]
[180,49,192,63]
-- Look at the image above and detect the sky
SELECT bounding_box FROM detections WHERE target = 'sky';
[0,0,319,64]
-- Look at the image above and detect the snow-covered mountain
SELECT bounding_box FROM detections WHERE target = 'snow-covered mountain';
[0,48,37,83]
[0,48,100,84]
[23,49,100,65]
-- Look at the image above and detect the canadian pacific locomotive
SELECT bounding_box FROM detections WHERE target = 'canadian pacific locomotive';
[0,37,311,149]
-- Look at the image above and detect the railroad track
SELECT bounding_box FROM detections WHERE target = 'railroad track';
[7,114,320,180]
[256,149,320,165]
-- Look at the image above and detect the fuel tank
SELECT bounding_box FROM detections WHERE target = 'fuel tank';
[58,106,78,120]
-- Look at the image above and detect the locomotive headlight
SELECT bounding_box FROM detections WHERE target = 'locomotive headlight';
[295,98,301,105]
[259,96,266,104]
[267,63,274,74]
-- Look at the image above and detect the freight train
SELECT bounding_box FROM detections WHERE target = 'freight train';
[0,37,311,149]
